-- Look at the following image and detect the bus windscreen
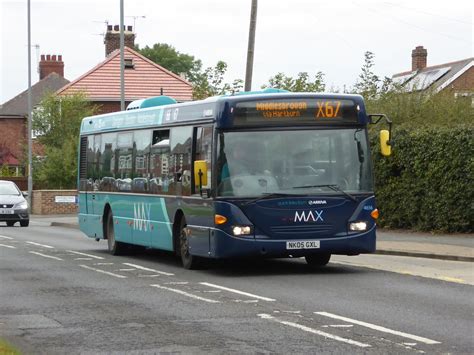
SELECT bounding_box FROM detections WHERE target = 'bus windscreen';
[233,98,359,126]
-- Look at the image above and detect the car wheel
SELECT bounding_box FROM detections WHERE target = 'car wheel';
[6,221,15,227]
[179,218,202,270]
[106,211,126,255]
[305,253,331,267]
[20,220,29,227]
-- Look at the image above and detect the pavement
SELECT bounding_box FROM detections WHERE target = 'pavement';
[28,214,474,262]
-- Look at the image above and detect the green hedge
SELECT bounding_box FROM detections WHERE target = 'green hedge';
[371,126,473,233]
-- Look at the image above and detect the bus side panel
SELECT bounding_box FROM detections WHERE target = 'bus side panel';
[78,192,103,239]
[149,196,174,251]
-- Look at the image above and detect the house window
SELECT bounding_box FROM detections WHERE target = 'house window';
[124,58,135,69]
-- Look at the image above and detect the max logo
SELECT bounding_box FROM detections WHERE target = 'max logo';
[133,203,151,231]
[294,210,324,223]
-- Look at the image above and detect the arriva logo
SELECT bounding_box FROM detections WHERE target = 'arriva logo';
[294,210,324,223]
[133,203,151,231]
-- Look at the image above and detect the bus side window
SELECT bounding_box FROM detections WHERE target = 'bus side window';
[169,127,193,196]
[193,126,212,195]
[150,130,170,195]
[132,130,151,193]
[86,135,101,191]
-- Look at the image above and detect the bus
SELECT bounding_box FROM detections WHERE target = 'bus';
[78,90,392,269]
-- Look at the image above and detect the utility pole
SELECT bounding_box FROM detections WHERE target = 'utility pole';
[244,0,258,92]
[27,0,33,210]
[120,0,125,111]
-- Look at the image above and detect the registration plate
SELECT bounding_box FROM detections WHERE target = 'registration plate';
[0,209,14,214]
[286,240,320,250]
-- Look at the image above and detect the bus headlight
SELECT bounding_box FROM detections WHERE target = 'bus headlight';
[349,221,368,231]
[232,225,252,236]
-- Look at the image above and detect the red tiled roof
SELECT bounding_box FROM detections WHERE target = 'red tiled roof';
[57,47,193,102]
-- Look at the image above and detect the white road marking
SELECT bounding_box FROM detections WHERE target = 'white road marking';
[322,325,354,328]
[94,262,114,265]
[202,290,221,293]
[0,235,14,240]
[164,281,188,285]
[150,284,220,303]
[79,265,127,278]
[122,263,174,276]
[258,314,370,348]
[200,282,276,302]
[29,251,63,261]
[67,250,104,259]
[118,268,136,271]
[74,258,93,261]
[0,243,16,249]
[26,241,54,249]
[315,312,441,345]
[138,274,161,278]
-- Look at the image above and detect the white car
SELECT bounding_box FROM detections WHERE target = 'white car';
[0,180,29,227]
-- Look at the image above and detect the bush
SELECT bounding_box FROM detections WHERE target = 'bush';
[371,126,473,233]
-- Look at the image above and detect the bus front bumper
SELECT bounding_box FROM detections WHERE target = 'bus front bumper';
[208,226,376,259]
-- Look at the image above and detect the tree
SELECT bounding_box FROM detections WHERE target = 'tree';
[33,92,98,189]
[262,71,326,92]
[136,43,202,83]
[192,61,244,100]
[353,51,380,100]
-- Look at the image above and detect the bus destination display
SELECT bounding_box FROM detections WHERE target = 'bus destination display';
[233,99,359,125]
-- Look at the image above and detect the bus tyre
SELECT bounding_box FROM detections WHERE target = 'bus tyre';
[305,253,331,267]
[106,211,126,255]
[179,218,201,270]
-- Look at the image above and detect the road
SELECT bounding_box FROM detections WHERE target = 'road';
[0,224,473,354]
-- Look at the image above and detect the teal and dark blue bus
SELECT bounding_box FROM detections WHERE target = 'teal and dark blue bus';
[78,91,391,269]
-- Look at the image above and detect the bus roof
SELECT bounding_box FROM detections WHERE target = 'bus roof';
[80,92,367,135]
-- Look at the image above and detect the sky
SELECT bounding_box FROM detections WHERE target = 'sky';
[0,0,472,103]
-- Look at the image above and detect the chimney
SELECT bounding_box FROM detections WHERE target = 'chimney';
[104,25,135,57]
[412,46,427,71]
[39,54,64,80]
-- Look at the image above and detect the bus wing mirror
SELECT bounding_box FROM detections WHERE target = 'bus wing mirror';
[369,114,393,157]
[380,130,391,156]
[194,160,208,188]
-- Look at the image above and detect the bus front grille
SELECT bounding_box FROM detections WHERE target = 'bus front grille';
[270,224,333,236]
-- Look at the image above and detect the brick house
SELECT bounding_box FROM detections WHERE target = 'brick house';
[56,25,193,114]
[0,56,69,175]
[392,46,473,101]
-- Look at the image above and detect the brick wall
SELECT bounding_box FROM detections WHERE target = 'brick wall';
[96,101,132,114]
[448,67,474,91]
[0,116,26,163]
[32,190,78,215]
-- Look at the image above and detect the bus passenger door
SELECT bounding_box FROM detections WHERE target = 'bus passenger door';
[185,126,214,257]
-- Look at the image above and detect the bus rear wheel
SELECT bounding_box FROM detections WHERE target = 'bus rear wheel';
[305,253,331,267]
[179,218,201,270]
[106,211,126,255]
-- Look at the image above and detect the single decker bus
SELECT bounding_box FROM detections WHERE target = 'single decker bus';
[78,90,392,269]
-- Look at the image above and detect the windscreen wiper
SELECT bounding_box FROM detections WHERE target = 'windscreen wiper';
[243,192,302,206]
[292,184,357,202]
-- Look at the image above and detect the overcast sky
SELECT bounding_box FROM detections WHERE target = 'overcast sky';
[1,0,472,103]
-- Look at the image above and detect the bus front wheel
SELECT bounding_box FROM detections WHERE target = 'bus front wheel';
[305,253,331,267]
[106,211,126,255]
[179,218,202,270]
